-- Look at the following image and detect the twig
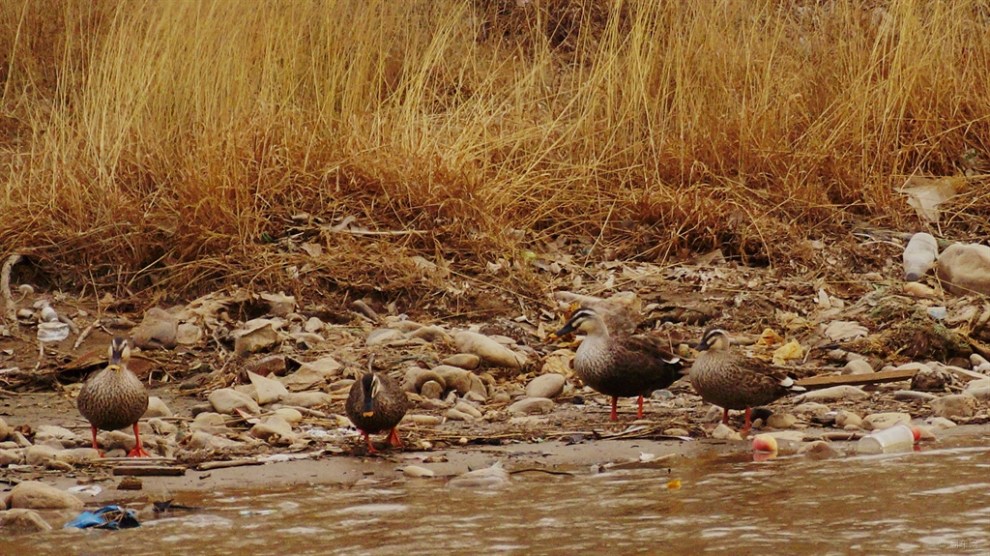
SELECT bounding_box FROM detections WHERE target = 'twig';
[196,458,264,471]
[73,322,96,350]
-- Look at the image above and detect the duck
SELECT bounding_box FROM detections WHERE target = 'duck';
[690,328,805,434]
[554,307,683,421]
[77,337,151,457]
[345,357,409,454]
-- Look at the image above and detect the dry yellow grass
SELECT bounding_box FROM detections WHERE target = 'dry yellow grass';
[0,0,987,303]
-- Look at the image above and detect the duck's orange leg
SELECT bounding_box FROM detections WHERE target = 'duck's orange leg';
[636,395,645,419]
[127,422,151,457]
[387,427,403,448]
[610,397,619,421]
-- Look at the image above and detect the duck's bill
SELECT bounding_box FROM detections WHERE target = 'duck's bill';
[553,323,576,338]
[362,411,375,417]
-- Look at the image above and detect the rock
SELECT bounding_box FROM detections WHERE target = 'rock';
[766,413,797,429]
[260,292,296,316]
[33,425,80,445]
[243,355,288,378]
[446,408,476,422]
[24,445,57,467]
[930,394,977,419]
[148,418,178,436]
[447,461,510,489]
[911,366,954,391]
[936,242,990,296]
[964,377,990,400]
[0,418,11,441]
[420,380,444,399]
[144,396,173,418]
[835,409,863,429]
[507,397,554,415]
[453,331,526,369]
[233,319,281,356]
[710,423,742,440]
[280,391,332,408]
[491,389,511,405]
[971,354,990,373]
[795,385,868,402]
[405,414,442,426]
[843,360,874,375]
[303,316,324,333]
[132,307,179,349]
[407,325,451,343]
[366,328,406,346]
[902,232,938,281]
[432,366,486,398]
[924,416,957,430]
[403,368,446,393]
[525,374,566,399]
[250,416,295,443]
[0,509,52,533]
[454,401,483,419]
[248,371,289,405]
[823,320,868,342]
[442,354,480,370]
[893,390,936,401]
[293,356,342,379]
[0,449,23,465]
[273,407,303,425]
[185,431,243,451]
[401,465,435,478]
[3,481,84,510]
[176,323,203,345]
[53,448,100,465]
[863,412,911,430]
[791,402,832,419]
[663,428,690,437]
[798,440,840,460]
[208,388,260,415]
[191,412,229,434]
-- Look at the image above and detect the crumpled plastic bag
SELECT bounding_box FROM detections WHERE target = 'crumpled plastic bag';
[65,505,140,530]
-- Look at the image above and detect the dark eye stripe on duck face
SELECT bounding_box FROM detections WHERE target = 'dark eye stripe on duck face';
[555,308,598,336]
[109,337,129,364]
[697,328,728,350]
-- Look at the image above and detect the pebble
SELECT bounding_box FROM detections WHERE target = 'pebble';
[766,413,797,429]
[24,445,57,467]
[132,307,179,349]
[401,465,436,478]
[791,402,832,419]
[892,390,937,402]
[303,317,324,333]
[148,418,178,435]
[964,378,990,400]
[834,410,863,429]
[507,397,554,415]
[53,448,100,465]
[843,360,874,375]
[795,385,868,402]
[233,319,281,356]
[453,331,526,369]
[405,414,442,426]
[208,388,261,415]
[911,366,954,391]
[663,428,690,437]
[924,416,957,429]
[273,408,303,425]
[710,423,742,440]
[491,390,511,405]
[260,292,296,316]
[930,394,977,419]
[0,417,10,441]
[863,412,911,430]
[455,401,484,419]
[420,380,444,399]
[366,328,405,346]
[191,412,230,434]
[798,440,840,460]
[407,325,451,343]
[250,416,295,444]
[248,371,289,405]
[447,461,510,489]
[935,242,990,296]
[442,354,481,370]
[970,353,990,373]
[176,323,203,345]
[3,481,84,510]
[525,374,566,399]
[0,449,23,465]
[0,509,52,533]
[145,396,173,418]
[33,425,80,445]
[280,391,332,408]
[446,408,476,422]
[185,431,243,451]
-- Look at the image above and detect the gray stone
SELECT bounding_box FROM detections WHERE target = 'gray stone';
[24,445,57,467]
[442,354,481,370]
[3,481,84,510]
[791,402,832,418]
[798,440,840,460]
[176,323,203,345]
[279,391,332,408]
[843,360,874,375]
[710,423,742,440]
[526,374,566,399]
[191,412,229,434]
[930,394,978,419]
[445,408,476,422]
[248,371,288,405]
[208,388,261,415]
[232,319,280,356]
[835,410,863,429]
[893,390,937,401]
[366,328,405,346]
[863,412,911,430]
[453,331,526,369]
[132,307,179,349]
[185,431,243,451]
[145,396,173,418]
[0,508,52,533]
[260,292,296,317]
[0,418,11,441]
[273,407,303,425]
[53,448,100,465]
[795,385,868,403]
[0,449,23,465]
[420,380,444,399]
[250,415,295,444]
[454,401,483,419]
[33,425,80,445]
[507,397,554,415]
[766,413,797,429]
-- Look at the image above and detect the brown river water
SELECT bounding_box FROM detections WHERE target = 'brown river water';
[5,434,989,555]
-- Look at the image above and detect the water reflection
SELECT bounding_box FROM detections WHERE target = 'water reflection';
[4,437,989,555]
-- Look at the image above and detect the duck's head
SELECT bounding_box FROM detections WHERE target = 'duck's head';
[554,308,606,338]
[360,372,381,417]
[108,336,131,368]
[695,328,731,352]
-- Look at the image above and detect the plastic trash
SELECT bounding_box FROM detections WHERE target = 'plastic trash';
[902,233,938,281]
[37,321,70,342]
[857,424,920,454]
[65,505,140,530]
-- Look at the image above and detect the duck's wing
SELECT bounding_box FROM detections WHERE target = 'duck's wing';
[741,356,805,393]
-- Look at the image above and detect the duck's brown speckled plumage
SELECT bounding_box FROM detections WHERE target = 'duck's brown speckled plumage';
[77,338,149,432]
[556,308,683,419]
[690,329,804,430]
[346,370,409,447]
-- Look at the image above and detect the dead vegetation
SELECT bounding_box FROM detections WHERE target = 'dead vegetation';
[0,0,988,308]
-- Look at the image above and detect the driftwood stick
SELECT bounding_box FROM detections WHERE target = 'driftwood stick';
[795,368,918,389]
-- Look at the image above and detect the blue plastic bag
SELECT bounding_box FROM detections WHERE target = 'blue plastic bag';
[65,505,140,530]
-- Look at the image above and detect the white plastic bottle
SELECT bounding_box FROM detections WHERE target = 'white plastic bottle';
[857,423,920,454]
[902,232,938,281]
